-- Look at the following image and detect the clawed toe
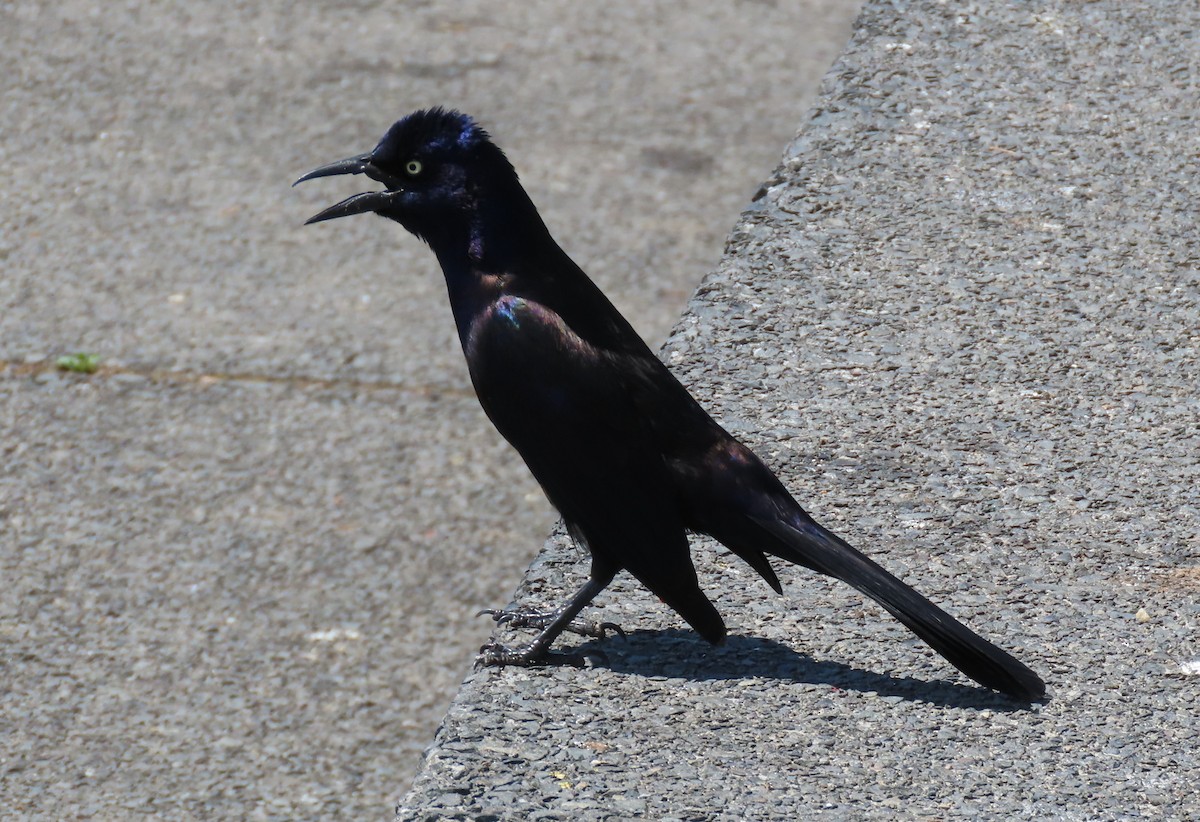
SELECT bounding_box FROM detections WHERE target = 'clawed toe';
[478,606,625,640]
[591,621,625,640]
[475,640,604,669]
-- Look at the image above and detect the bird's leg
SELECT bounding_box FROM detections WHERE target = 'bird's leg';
[476,577,621,667]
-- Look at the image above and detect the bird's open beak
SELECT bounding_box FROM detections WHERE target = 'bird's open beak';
[294,152,403,224]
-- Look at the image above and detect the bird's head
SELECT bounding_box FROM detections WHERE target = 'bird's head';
[295,107,525,246]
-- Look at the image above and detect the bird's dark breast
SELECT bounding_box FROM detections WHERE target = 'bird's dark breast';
[463,295,589,447]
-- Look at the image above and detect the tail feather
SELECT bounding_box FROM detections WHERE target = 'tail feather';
[751,515,1045,701]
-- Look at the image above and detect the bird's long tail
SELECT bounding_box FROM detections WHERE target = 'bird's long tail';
[751,513,1045,700]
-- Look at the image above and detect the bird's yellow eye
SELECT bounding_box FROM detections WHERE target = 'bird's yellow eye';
[405,159,423,176]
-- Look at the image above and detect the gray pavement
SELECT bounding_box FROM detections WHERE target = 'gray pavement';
[398,0,1200,819]
[0,1,861,818]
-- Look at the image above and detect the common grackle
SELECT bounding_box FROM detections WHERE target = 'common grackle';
[296,108,1045,700]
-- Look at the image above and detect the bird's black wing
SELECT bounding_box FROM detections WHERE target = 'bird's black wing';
[463,293,726,642]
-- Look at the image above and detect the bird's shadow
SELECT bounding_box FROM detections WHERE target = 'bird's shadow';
[571,629,1040,712]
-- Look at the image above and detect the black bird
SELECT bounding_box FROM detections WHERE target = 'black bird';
[296,107,1045,700]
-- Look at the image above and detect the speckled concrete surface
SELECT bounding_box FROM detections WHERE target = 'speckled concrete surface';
[0,1,860,818]
[398,1,1199,819]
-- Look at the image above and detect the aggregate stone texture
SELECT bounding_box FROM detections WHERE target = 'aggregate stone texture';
[398,1,1199,819]
[0,0,861,818]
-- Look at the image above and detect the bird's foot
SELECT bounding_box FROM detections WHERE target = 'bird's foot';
[477,607,625,640]
[474,639,600,669]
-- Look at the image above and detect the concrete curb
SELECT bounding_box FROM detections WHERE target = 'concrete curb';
[397,0,1199,818]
